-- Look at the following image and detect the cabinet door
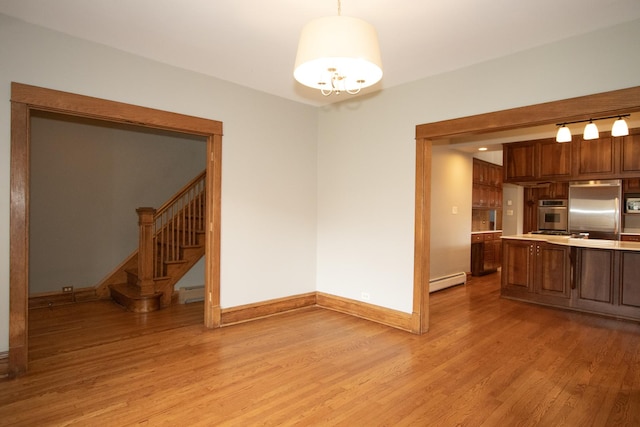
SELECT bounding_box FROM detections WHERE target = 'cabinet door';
[538,139,572,179]
[473,158,490,184]
[504,142,536,182]
[621,252,640,308]
[472,183,481,207]
[493,235,502,270]
[502,240,534,292]
[483,239,495,271]
[575,137,616,177]
[576,248,614,304]
[535,243,570,298]
[619,132,640,175]
[624,178,640,193]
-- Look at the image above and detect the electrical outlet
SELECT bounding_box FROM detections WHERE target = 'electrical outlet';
[361,292,370,301]
[62,286,73,293]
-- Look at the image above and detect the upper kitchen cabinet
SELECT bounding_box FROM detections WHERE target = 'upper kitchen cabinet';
[503,138,571,183]
[574,136,616,178]
[619,129,640,175]
[574,129,640,179]
[503,141,536,182]
[472,158,503,208]
[538,139,572,179]
[504,128,639,183]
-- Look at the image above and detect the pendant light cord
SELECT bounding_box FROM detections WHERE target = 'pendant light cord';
[338,0,341,16]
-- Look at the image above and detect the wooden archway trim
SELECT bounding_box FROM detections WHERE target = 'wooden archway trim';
[9,82,223,376]
[412,85,640,334]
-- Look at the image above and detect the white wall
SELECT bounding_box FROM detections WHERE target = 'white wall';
[1,14,639,354]
[474,151,503,166]
[502,184,524,236]
[430,148,473,279]
[316,19,640,313]
[0,14,318,352]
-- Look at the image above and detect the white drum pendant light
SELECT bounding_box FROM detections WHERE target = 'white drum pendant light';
[294,1,383,96]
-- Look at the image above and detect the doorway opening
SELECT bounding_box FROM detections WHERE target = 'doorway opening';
[9,83,223,376]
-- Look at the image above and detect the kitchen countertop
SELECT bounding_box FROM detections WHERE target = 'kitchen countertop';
[471,230,502,234]
[502,233,640,251]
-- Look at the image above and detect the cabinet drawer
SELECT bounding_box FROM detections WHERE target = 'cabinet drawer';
[621,235,640,242]
[471,234,483,243]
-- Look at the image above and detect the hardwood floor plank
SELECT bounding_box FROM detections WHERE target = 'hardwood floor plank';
[2,273,640,425]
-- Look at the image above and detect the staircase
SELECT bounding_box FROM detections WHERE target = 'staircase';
[96,171,206,312]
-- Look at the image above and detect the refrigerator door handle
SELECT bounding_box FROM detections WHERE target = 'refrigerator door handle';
[615,197,620,235]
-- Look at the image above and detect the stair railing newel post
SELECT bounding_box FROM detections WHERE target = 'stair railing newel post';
[136,207,157,296]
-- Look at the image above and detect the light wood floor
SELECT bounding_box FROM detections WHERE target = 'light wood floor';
[2,273,640,426]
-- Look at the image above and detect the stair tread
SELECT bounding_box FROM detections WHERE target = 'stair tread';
[109,283,162,299]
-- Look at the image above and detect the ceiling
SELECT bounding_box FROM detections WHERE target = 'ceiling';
[2,0,640,107]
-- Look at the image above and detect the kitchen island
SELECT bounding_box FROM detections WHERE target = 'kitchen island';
[501,234,640,321]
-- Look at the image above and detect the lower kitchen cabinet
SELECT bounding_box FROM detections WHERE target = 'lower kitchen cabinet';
[502,237,640,321]
[573,247,615,311]
[502,239,570,304]
[574,248,640,319]
[471,232,501,276]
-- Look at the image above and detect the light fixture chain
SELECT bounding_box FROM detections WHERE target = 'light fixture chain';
[337,0,341,16]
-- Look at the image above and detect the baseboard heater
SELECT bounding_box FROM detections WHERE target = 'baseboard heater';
[429,272,467,293]
[178,285,205,304]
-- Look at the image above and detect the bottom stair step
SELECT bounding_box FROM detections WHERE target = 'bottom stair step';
[109,283,163,313]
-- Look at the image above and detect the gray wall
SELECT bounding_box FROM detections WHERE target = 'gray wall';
[29,113,206,294]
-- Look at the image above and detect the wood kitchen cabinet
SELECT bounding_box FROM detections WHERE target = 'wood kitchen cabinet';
[624,178,640,193]
[502,236,640,321]
[503,138,571,183]
[538,139,572,180]
[501,239,571,303]
[574,248,615,311]
[621,234,640,242]
[472,158,503,208]
[620,251,640,309]
[503,142,536,182]
[503,128,640,184]
[619,130,640,175]
[471,232,502,276]
[574,136,616,178]
[572,247,640,319]
[535,182,569,200]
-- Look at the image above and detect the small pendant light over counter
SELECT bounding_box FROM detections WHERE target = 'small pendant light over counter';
[555,114,630,142]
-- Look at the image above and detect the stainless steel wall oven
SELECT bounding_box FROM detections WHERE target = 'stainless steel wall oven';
[538,199,568,231]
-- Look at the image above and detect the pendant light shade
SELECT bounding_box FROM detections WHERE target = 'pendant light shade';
[612,117,629,137]
[583,121,599,140]
[556,124,572,143]
[554,114,631,143]
[294,15,383,96]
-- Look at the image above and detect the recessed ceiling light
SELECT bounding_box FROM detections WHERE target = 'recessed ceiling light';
[478,147,488,151]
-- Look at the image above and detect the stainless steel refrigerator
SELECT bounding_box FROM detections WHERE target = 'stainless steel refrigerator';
[568,180,622,240]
